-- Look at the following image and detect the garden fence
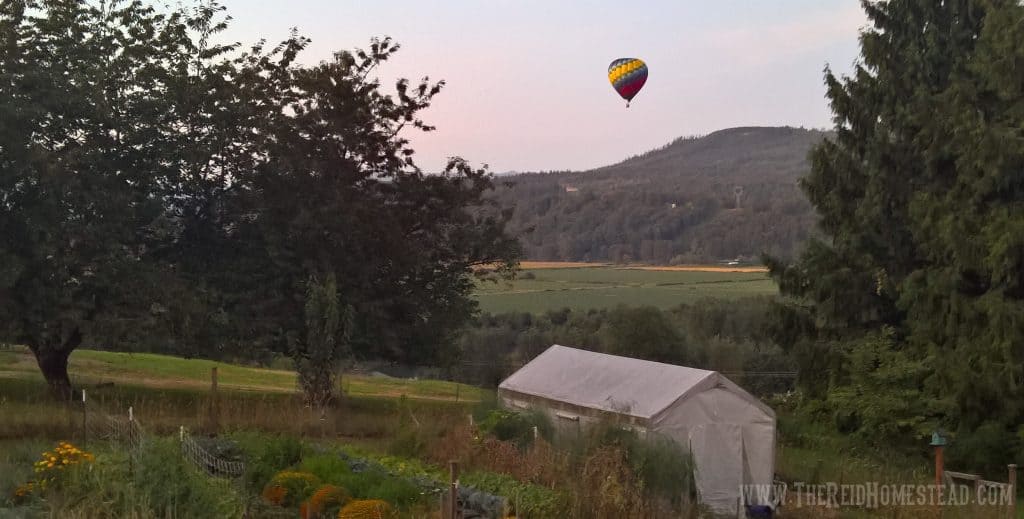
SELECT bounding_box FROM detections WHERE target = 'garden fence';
[80,396,246,479]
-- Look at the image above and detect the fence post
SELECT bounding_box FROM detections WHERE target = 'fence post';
[81,389,87,447]
[448,460,460,519]
[1008,464,1017,519]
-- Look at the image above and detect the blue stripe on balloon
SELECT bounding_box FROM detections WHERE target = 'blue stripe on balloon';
[614,67,647,88]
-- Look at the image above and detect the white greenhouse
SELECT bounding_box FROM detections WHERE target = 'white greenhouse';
[498,344,776,515]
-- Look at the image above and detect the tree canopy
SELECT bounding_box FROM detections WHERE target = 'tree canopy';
[0,0,518,401]
[769,0,1024,463]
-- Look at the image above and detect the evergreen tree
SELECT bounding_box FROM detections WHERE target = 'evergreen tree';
[769,0,1024,449]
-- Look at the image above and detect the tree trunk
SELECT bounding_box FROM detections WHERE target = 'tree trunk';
[31,327,81,401]
[35,347,73,400]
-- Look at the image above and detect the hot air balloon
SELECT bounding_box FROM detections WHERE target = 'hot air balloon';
[608,58,647,107]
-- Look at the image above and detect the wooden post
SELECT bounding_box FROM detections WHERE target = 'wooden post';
[1008,464,1017,519]
[935,445,944,487]
[448,460,460,519]
[81,389,87,447]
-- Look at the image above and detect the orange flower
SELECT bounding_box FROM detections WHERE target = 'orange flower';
[337,499,397,519]
[306,484,350,516]
[261,484,288,506]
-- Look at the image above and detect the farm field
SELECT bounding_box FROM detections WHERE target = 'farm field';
[517,261,768,272]
[474,264,777,313]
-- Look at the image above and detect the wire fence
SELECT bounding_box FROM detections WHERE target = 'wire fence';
[178,426,246,478]
[80,395,245,480]
[82,399,144,458]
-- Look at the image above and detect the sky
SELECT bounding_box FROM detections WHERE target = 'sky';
[216,1,868,173]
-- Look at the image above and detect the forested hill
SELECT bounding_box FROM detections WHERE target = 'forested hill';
[494,126,828,263]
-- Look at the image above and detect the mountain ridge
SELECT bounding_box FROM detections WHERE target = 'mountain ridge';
[493,126,825,263]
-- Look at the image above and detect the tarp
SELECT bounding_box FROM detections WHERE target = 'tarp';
[498,345,776,516]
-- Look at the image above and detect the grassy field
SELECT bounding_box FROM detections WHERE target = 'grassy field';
[0,347,483,402]
[474,264,776,313]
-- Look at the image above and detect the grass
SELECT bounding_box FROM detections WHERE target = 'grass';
[0,347,483,401]
[474,265,776,313]
[0,375,474,443]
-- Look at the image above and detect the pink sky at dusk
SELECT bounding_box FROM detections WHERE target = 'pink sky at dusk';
[217,1,868,173]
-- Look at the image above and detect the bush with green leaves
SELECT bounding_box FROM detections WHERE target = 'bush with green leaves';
[462,471,566,518]
[947,422,1022,479]
[300,452,424,508]
[235,433,305,491]
[40,439,242,518]
[476,409,552,448]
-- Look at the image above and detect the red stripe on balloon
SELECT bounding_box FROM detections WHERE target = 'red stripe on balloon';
[616,76,647,100]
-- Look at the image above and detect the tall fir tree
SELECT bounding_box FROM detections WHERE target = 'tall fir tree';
[769,0,1024,451]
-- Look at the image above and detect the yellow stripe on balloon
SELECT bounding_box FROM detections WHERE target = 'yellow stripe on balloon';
[609,65,628,83]
[608,59,642,84]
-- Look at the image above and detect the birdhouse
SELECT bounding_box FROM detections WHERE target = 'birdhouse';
[930,430,947,447]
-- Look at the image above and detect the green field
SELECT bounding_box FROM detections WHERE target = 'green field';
[474,266,777,313]
[0,347,483,402]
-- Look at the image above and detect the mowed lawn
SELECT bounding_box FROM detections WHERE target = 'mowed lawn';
[474,265,776,313]
[0,347,483,401]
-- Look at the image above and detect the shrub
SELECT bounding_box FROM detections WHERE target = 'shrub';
[42,439,242,517]
[238,433,305,491]
[29,441,95,491]
[947,422,1021,478]
[337,499,397,519]
[477,409,552,448]
[267,470,320,507]
[461,471,566,518]
[305,484,351,517]
[1,438,49,506]
[385,423,426,459]
[301,454,355,484]
[262,483,288,506]
[300,453,423,508]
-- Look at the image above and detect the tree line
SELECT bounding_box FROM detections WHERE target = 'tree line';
[457,297,795,398]
[0,1,518,403]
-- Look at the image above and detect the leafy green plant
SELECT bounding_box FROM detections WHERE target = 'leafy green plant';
[267,470,320,507]
[462,471,566,518]
[477,409,552,448]
[236,433,305,490]
[42,439,242,518]
[299,452,424,508]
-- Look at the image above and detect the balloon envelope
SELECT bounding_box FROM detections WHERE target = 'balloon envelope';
[608,58,648,103]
